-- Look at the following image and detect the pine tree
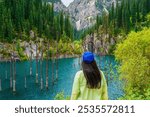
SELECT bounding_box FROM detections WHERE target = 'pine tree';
[142,0,147,21]
[136,2,140,22]
[131,0,136,26]
[125,5,130,33]
[60,12,64,35]
[7,9,13,42]
[146,0,150,13]
[0,1,4,40]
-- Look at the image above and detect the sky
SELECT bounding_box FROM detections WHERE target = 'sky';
[61,0,74,7]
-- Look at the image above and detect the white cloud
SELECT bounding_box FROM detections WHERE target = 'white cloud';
[61,0,74,7]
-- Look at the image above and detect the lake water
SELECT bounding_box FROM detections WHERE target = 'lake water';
[0,56,124,100]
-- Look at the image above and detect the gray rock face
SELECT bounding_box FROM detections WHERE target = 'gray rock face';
[68,0,117,30]
[52,0,117,30]
[53,2,67,12]
[68,0,99,30]
[47,1,67,12]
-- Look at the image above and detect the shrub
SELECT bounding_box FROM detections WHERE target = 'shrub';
[54,91,70,100]
[115,28,150,99]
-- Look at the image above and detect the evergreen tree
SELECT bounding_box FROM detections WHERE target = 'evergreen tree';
[142,0,147,21]
[136,2,140,22]
[60,12,64,35]
[131,0,137,26]
[0,0,4,40]
[125,3,131,33]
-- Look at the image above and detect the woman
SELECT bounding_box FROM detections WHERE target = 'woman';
[71,51,108,100]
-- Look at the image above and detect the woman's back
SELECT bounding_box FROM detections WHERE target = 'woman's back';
[71,70,108,100]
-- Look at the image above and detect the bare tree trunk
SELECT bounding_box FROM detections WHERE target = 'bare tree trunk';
[12,40,16,93]
[10,59,12,88]
[46,42,50,89]
[56,41,58,81]
[0,79,2,91]
[5,61,7,80]
[46,57,48,89]
[52,47,54,86]
[36,43,38,84]
[13,54,16,92]
[40,44,43,90]
[30,48,32,76]
[14,59,16,79]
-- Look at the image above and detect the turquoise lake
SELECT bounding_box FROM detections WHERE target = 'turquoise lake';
[0,56,124,100]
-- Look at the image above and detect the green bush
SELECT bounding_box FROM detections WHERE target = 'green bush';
[54,91,70,100]
[119,88,150,100]
[115,28,150,99]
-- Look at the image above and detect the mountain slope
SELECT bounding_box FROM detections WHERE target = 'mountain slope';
[51,0,117,30]
[46,0,67,12]
[68,0,116,30]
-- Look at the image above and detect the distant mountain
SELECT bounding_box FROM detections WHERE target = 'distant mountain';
[46,0,67,12]
[68,0,117,30]
[48,0,117,30]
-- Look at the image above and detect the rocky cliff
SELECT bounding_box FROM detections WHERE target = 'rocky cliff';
[46,0,67,12]
[68,0,117,30]
[51,0,117,30]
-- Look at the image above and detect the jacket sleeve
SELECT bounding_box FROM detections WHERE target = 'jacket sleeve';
[71,71,80,100]
[101,71,108,100]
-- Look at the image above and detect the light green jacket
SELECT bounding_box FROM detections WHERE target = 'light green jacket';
[71,70,108,100]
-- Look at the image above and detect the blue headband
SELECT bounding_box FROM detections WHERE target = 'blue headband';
[82,51,94,64]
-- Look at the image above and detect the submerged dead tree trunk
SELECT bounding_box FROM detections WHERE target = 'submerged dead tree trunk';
[46,41,50,89]
[36,42,38,84]
[12,40,17,93]
[55,32,60,82]
[56,41,58,81]
[30,43,32,76]
[10,59,12,88]
[12,53,16,92]
[5,61,7,80]
[52,45,54,86]
[40,43,43,90]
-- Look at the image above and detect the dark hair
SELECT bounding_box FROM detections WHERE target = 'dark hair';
[82,60,101,89]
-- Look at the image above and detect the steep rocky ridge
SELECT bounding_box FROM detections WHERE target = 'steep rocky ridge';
[48,0,117,30]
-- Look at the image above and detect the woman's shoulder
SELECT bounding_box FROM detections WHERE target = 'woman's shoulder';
[99,70,107,85]
[76,70,83,75]
[100,70,104,76]
[74,70,84,81]
[74,70,83,79]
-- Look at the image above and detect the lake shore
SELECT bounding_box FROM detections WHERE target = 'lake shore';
[0,39,108,62]
[0,54,82,62]
[0,39,83,62]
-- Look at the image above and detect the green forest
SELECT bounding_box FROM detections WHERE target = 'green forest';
[82,0,150,37]
[0,0,82,61]
[0,0,73,41]
[0,0,150,100]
